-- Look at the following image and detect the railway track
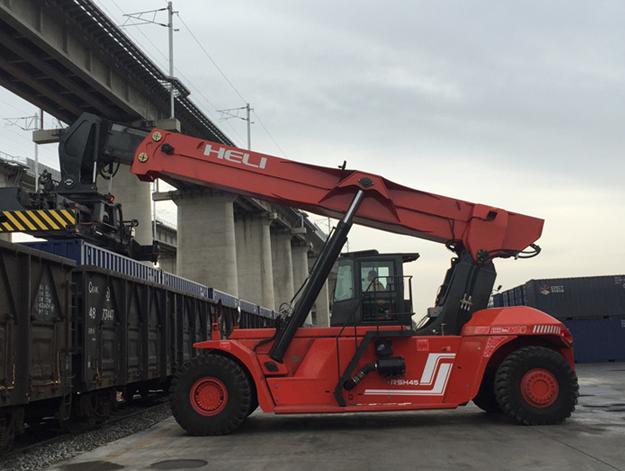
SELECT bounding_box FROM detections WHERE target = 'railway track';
[0,395,171,471]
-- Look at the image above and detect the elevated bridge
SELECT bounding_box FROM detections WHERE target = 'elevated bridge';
[0,0,330,324]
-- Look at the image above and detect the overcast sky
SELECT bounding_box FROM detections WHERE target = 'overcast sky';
[2,1,624,314]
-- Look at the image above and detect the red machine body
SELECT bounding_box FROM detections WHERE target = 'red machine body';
[127,129,576,430]
[193,308,572,414]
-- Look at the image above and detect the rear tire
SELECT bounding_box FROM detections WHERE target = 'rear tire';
[473,369,500,413]
[247,395,259,416]
[171,354,251,435]
[495,346,578,425]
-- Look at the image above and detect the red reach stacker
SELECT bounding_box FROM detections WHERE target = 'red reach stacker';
[50,115,583,434]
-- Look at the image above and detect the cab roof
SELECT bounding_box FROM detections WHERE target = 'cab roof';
[339,250,419,263]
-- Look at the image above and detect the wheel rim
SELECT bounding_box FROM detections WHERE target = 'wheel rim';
[189,377,228,416]
[520,368,559,408]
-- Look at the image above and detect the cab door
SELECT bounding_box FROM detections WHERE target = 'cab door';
[358,257,399,323]
[329,259,360,326]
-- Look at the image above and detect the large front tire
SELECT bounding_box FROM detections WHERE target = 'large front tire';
[171,354,251,435]
[473,369,500,414]
[494,346,578,425]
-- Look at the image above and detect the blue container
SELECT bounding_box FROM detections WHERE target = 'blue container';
[161,271,208,299]
[492,293,504,307]
[259,306,275,319]
[563,318,625,363]
[22,240,277,320]
[206,288,238,309]
[24,239,210,301]
[497,275,625,319]
[239,299,258,315]
[22,239,162,284]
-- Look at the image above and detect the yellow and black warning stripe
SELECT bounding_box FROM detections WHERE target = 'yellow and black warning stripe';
[0,209,76,233]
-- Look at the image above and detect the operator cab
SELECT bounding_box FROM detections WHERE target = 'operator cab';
[331,250,418,327]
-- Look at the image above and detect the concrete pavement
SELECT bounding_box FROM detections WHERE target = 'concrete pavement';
[47,363,625,471]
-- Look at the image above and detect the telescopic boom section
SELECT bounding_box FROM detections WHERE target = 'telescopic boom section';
[131,130,543,261]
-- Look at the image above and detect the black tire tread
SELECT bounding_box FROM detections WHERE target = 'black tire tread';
[170,354,251,435]
[495,346,578,425]
[247,393,259,416]
[473,369,500,413]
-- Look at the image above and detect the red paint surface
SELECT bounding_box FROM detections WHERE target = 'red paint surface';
[189,377,229,416]
[192,307,574,414]
[132,132,543,262]
[520,368,560,408]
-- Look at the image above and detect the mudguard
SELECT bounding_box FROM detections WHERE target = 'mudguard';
[453,306,575,403]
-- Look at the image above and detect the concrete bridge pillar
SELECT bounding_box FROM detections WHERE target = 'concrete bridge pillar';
[175,190,238,295]
[314,281,331,327]
[291,240,311,323]
[235,213,275,308]
[308,252,332,326]
[271,228,294,312]
[291,241,310,293]
[106,167,153,246]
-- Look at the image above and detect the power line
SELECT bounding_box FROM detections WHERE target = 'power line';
[177,14,247,104]
[120,3,177,119]
[99,0,245,144]
[96,0,285,154]
[2,111,44,190]
[176,13,286,155]
[253,110,286,156]
[217,104,253,150]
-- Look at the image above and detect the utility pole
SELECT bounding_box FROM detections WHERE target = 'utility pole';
[122,3,179,246]
[122,3,178,119]
[167,1,175,119]
[3,110,43,191]
[245,103,251,150]
[218,104,253,149]
[36,109,43,190]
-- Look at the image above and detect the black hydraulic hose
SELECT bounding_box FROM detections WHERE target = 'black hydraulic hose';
[343,362,376,390]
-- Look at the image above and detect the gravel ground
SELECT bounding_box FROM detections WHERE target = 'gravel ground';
[0,404,171,471]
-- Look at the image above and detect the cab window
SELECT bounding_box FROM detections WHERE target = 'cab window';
[334,261,354,301]
[360,261,394,293]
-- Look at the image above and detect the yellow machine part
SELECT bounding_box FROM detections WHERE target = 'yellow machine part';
[0,209,76,233]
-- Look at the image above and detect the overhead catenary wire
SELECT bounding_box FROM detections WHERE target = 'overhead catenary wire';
[176,12,287,155]
[252,110,286,156]
[0,114,57,165]
[99,0,284,154]
[176,14,247,104]
[99,0,245,144]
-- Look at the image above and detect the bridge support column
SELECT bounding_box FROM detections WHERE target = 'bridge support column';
[314,281,331,327]
[291,241,311,323]
[235,213,275,308]
[308,251,332,326]
[175,191,238,295]
[271,229,294,313]
[106,167,153,246]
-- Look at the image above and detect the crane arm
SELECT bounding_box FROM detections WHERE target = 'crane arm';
[131,129,543,262]
[4,112,544,363]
